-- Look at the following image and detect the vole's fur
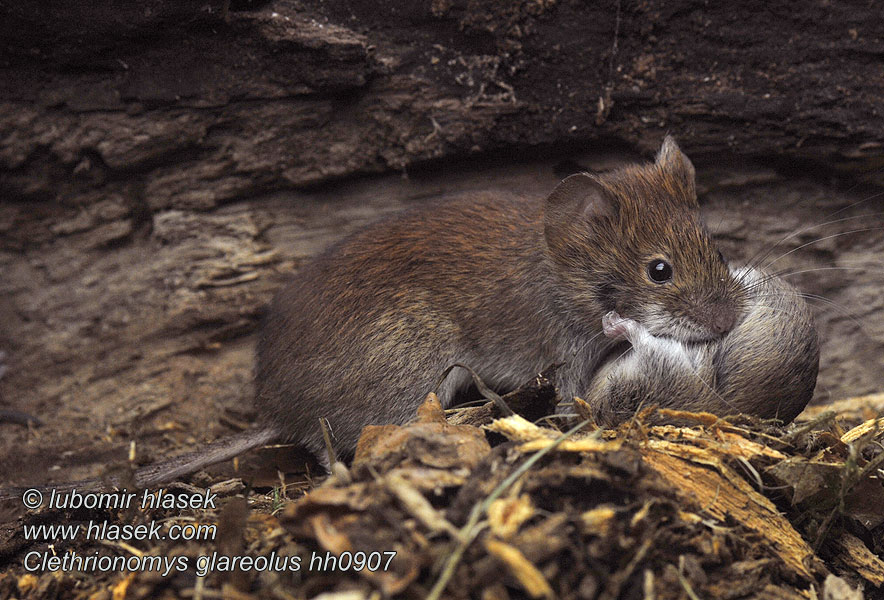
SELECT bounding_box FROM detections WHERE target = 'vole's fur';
[254,136,743,466]
[588,266,819,425]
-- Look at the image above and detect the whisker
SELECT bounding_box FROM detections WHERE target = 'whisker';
[573,327,608,358]
[760,226,884,272]
[769,265,882,280]
[610,345,633,364]
[744,291,867,331]
[733,301,801,319]
[738,265,881,297]
[797,295,867,331]
[742,198,884,272]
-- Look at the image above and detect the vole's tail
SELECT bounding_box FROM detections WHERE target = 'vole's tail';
[0,428,277,501]
[132,427,277,488]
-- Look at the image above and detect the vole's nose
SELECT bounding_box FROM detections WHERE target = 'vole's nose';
[709,303,737,335]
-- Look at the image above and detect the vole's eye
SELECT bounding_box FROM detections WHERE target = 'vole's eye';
[647,259,673,283]
[717,249,726,263]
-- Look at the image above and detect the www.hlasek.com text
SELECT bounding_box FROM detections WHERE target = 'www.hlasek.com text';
[24,519,216,543]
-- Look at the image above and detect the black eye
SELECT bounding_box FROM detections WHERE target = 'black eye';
[647,259,673,283]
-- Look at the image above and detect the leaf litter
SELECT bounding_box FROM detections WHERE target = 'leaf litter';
[1,375,882,599]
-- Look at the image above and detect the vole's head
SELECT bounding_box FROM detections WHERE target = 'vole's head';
[544,136,744,342]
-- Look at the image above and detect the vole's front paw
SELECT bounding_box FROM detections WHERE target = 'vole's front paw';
[602,311,638,341]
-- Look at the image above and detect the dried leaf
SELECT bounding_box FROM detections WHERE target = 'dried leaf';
[487,495,535,539]
[354,393,491,472]
[840,417,884,444]
[766,459,843,505]
[485,538,555,599]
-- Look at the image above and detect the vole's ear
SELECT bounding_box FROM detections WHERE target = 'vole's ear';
[545,173,615,224]
[544,173,615,253]
[656,136,697,203]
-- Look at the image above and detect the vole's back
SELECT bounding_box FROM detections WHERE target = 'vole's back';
[255,193,602,460]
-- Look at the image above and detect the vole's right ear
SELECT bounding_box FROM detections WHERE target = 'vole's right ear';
[544,173,615,227]
[544,173,616,257]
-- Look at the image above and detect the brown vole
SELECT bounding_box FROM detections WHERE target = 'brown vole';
[2,137,754,493]
[587,266,820,426]
[251,136,745,468]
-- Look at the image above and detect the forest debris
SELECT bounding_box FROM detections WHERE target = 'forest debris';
[306,513,418,596]
[382,473,460,538]
[516,436,620,453]
[111,573,135,600]
[310,592,370,600]
[7,390,884,599]
[283,483,377,521]
[484,413,559,441]
[487,495,535,539]
[579,506,617,537]
[821,574,865,600]
[767,460,884,529]
[768,459,843,505]
[493,367,559,422]
[309,512,353,555]
[353,392,490,474]
[640,449,819,581]
[840,417,884,444]
[486,414,619,453]
[16,574,37,596]
[799,393,884,422]
[832,533,884,587]
[571,396,599,425]
[646,425,788,461]
[484,538,555,599]
[655,408,724,427]
[446,366,560,427]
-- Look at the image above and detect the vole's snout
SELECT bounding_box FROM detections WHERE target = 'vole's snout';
[708,302,737,335]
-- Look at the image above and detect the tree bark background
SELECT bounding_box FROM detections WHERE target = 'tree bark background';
[1,0,882,484]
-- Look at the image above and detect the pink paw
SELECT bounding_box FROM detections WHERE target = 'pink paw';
[602,311,635,340]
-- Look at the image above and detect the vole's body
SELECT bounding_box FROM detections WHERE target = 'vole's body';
[254,137,744,465]
[588,266,819,425]
[256,193,591,458]
[5,137,810,496]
